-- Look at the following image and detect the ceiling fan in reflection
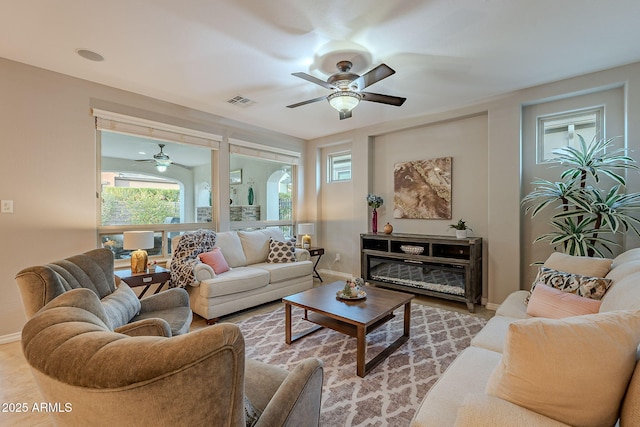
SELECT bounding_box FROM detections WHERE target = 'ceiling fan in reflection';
[135,144,185,172]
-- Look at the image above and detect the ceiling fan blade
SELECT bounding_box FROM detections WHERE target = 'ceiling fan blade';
[352,64,395,90]
[286,95,328,109]
[360,92,406,106]
[291,72,337,90]
[339,110,352,120]
[135,159,154,163]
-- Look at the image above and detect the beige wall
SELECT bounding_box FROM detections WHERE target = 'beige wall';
[307,61,640,309]
[0,57,306,338]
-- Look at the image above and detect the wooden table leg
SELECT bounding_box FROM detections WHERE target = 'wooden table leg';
[285,303,292,344]
[356,325,366,377]
[404,301,411,337]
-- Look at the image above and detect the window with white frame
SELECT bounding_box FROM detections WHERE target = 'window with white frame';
[537,107,603,162]
[328,151,352,182]
[94,109,220,261]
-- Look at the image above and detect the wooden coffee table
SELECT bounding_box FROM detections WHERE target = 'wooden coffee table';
[282,281,414,377]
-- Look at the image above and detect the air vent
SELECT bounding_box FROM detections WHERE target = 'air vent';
[226,95,256,108]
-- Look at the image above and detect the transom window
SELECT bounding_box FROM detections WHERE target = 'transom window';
[328,151,352,182]
[537,107,603,162]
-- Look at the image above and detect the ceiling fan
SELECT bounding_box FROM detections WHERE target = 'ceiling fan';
[287,60,406,120]
[136,144,178,172]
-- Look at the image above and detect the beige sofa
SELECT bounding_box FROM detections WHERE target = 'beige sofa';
[411,248,640,426]
[170,229,313,322]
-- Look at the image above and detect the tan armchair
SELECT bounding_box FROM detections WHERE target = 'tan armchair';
[15,248,192,336]
[21,288,324,427]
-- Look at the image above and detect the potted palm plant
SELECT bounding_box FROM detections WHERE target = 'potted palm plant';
[521,135,640,257]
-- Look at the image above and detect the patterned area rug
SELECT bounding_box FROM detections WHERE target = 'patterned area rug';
[237,303,487,426]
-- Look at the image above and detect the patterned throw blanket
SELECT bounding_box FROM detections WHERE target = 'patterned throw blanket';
[170,229,216,288]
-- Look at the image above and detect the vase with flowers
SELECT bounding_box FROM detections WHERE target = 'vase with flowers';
[366,194,384,233]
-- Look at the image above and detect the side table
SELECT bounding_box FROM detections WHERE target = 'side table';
[115,266,171,299]
[307,247,324,282]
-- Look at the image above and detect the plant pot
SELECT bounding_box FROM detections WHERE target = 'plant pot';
[455,229,467,239]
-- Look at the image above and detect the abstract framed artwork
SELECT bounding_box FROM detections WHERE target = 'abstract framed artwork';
[393,157,452,219]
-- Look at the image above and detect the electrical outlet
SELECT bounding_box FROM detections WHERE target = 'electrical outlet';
[1,200,13,214]
[335,253,341,262]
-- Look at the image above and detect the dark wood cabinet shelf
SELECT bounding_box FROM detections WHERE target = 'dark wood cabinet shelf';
[361,233,482,312]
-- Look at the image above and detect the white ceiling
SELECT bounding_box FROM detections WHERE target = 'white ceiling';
[2,0,640,140]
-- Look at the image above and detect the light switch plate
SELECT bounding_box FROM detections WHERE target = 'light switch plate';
[1,200,14,213]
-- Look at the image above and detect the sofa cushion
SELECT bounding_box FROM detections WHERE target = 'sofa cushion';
[199,248,230,274]
[526,283,602,319]
[485,310,640,427]
[469,315,518,354]
[620,359,640,425]
[600,271,640,312]
[198,267,269,298]
[454,394,571,427]
[530,266,612,300]
[238,230,273,265]
[543,252,612,278]
[101,282,141,329]
[267,239,296,263]
[611,247,640,267]
[494,290,530,319]
[215,231,247,268]
[605,259,640,283]
[411,346,502,427]
[253,260,313,284]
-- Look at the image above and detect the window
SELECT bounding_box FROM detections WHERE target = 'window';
[229,140,299,239]
[94,109,220,261]
[538,107,603,162]
[328,151,352,182]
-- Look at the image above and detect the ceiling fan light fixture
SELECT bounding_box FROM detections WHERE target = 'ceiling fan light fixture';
[155,158,171,172]
[328,91,361,113]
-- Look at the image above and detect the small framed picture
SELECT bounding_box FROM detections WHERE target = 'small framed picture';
[230,169,242,185]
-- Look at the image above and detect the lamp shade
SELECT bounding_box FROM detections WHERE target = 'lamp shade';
[328,91,360,113]
[123,231,155,250]
[297,223,315,236]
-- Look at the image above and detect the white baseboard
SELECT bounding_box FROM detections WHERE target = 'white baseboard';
[317,269,352,281]
[0,332,21,345]
[485,302,500,311]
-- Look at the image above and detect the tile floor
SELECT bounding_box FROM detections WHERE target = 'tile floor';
[0,275,493,426]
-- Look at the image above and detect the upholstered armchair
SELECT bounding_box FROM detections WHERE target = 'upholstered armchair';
[15,248,192,336]
[21,288,324,427]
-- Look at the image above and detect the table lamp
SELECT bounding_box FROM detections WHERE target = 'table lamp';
[123,231,155,273]
[297,223,315,249]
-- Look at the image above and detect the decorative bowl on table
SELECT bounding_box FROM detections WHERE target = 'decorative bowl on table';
[336,289,367,300]
[400,245,424,255]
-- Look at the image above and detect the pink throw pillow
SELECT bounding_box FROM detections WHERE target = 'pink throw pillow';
[526,283,602,319]
[198,248,230,274]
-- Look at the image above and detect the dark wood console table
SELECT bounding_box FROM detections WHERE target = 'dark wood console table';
[115,266,171,299]
[361,233,482,312]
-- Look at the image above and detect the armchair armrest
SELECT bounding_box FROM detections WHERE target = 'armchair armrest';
[139,287,190,314]
[114,318,171,337]
[294,248,310,262]
[246,357,324,427]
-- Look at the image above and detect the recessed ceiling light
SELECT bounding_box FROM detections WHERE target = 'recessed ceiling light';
[76,49,104,62]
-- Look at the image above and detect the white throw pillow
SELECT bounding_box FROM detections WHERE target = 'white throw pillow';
[238,230,271,265]
[543,252,612,278]
[215,231,247,268]
[486,310,640,427]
